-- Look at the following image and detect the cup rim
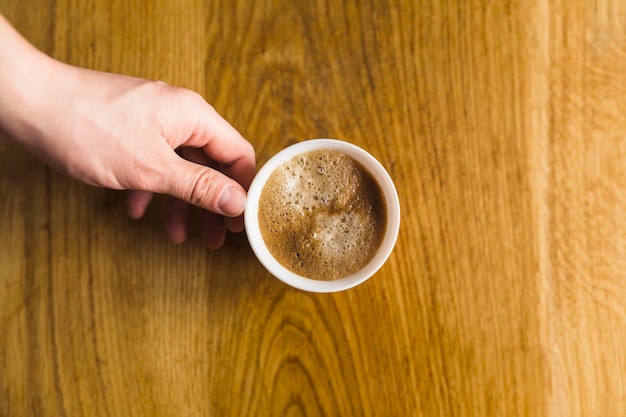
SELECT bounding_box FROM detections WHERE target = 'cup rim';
[244,139,400,292]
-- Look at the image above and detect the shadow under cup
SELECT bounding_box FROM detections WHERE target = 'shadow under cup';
[244,139,400,293]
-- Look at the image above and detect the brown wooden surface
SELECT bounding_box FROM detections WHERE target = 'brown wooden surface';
[1,1,626,416]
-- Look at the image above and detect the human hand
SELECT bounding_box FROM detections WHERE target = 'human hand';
[0,15,256,248]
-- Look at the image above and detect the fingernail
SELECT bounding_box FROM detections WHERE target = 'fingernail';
[218,186,246,216]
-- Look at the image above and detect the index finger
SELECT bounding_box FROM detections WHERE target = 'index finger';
[169,91,257,190]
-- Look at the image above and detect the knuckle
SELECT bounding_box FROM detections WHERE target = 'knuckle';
[180,88,207,106]
[188,169,224,208]
[145,80,168,90]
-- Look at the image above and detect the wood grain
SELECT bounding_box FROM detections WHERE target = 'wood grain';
[1,0,626,416]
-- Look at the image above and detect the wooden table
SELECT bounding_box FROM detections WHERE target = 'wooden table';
[2,1,625,416]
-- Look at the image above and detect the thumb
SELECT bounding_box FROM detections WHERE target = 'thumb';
[157,156,247,217]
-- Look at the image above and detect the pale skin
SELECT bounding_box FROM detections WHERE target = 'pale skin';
[0,13,256,249]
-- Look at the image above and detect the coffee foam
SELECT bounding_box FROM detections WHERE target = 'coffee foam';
[258,149,387,280]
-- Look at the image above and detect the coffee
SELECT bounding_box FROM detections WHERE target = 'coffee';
[258,149,387,280]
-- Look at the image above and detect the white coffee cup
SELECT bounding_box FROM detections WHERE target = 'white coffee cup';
[244,139,400,292]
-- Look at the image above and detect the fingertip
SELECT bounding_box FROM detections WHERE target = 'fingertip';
[168,230,187,245]
[225,215,245,233]
[217,186,247,217]
[202,212,226,250]
[165,199,191,244]
[127,190,153,219]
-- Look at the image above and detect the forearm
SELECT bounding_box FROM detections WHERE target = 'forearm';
[0,13,63,145]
